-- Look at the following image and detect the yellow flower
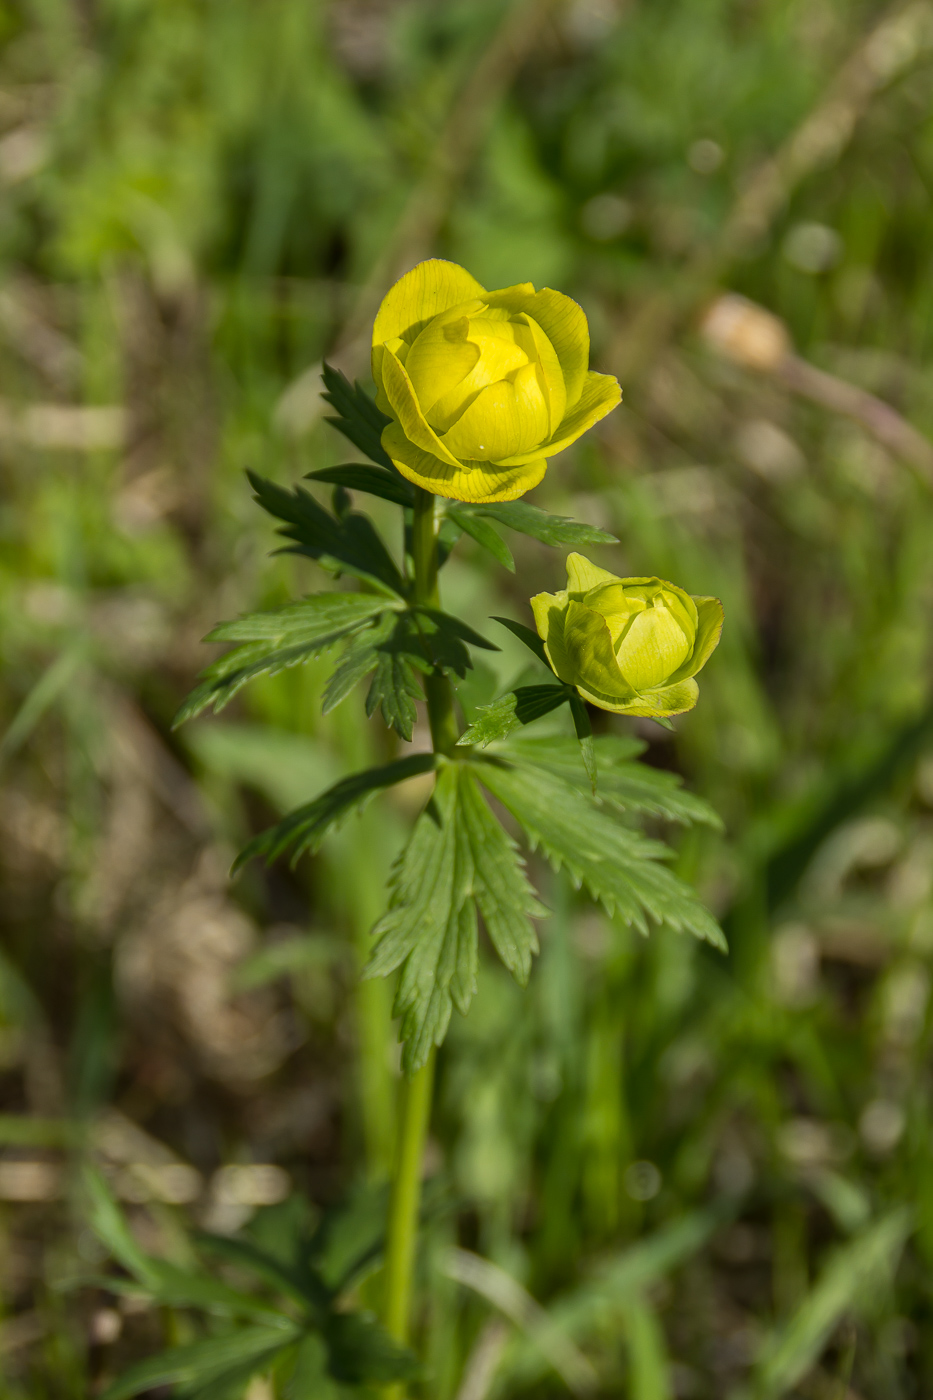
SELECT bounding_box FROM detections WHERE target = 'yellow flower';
[372,259,621,502]
[531,554,723,717]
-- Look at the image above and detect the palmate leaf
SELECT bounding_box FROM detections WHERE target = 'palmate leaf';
[248,471,406,596]
[501,733,722,828]
[463,500,617,548]
[306,462,415,507]
[321,362,394,468]
[365,766,544,1074]
[457,685,571,748]
[233,754,438,871]
[474,756,726,949]
[173,594,395,727]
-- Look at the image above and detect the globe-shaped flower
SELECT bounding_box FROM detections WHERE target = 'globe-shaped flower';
[531,554,723,717]
[372,259,621,502]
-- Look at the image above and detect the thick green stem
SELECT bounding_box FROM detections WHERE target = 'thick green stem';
[381,489,454,1379]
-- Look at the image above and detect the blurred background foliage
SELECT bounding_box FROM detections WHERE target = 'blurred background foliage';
[3,0,933,1395]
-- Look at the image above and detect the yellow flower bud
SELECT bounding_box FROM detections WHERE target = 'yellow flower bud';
[372,259,621,502]
[531,554,723,717]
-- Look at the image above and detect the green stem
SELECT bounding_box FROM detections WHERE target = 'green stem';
[383,1049,435,1347]
[381,488,454,1379]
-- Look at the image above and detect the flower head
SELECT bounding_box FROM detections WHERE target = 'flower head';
[372,259,620,502]
[531,554,723,717]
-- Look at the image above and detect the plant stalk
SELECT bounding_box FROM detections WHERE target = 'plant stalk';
[381,488,454,1381]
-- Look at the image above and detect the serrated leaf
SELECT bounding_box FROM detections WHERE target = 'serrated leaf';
[446,505,515,570]
[324,1311,420,1384]
[365,768,470,1073]
[321,362,394,468]
[174,594,394,727]
[491,615,550,667]
[412,606,499,653]
[365,768,545,1071]
[99,1327,298,1400]
[247,471,405,596]
[569,693,597,794]
[458,768,546,984]
[501,734,722,828]
[468,500,617,548]
[457,686,570,748]
[321,612,396,715]
[366,646,424,741]
[307,463,414,507]
[474,757,726,949]
[233,754,438,871]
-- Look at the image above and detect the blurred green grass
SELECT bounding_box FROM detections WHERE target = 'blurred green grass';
[3,0,933,1395]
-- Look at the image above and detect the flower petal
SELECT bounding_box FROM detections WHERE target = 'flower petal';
[402,310,483,420]
[614,605,693,691]
[373,259,486,348]
[563,600,632,700]
[494,371,621,466]
[530,589,574,681]
[576,676,699,717]
[382,421,546,502]
[380,345,464,469]
[565,552,621,597]
[485,286,590,405]
[669,596,724,681]
[515,313,566,435]
[440,364,548,462]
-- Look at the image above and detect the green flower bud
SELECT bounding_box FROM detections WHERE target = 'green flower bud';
[372,259,620,503]
[531,554,723,717]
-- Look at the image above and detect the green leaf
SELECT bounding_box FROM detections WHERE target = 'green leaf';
[320,612,397,716]
[306,463,414,507]
[98,1327,299,1400]
[83,1167,160,1288]
[446,505,515,570]
[233,754,438,871]
[280,1335,339,1400]
[491,615,550,667]
[501,734,722,828]
[458,768,546,985]
[365,768,470,1074]
[365,768,545,1071]
[247,471,406,596]
[321,362,394,468]
[195,1233,321,1311]
[412,606,499,653]
[323,1311,420,1384]
[752,1209,913,1399]
[457,686,570,748]
[366,644,424,741]
[474,757,726,949]
[621,1299,671,1400]
[132,1262,292,1325]
[467,500,617,548]
[173,593,394,727]
[569,693,597,793]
